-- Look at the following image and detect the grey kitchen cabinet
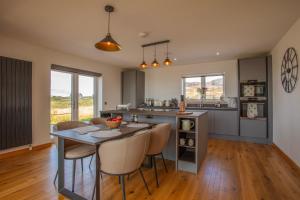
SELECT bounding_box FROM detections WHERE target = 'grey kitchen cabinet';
[213,110,239,135]
[239,57,267,81]
[207,111,214,133]
[240,119,267,138]
[122,70,145,108]
[205,110,239,136]
[214,110,239,135]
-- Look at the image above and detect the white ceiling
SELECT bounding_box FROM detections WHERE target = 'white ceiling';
[0,0,300,68]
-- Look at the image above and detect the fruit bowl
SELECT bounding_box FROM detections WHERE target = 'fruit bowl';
[105,116,123,129]
[105,120,121,129]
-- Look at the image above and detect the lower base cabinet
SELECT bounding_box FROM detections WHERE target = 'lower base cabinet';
[240,119,267,138]
[205,110,239,136]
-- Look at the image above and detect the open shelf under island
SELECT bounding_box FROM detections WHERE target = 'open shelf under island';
[101,109,208,174]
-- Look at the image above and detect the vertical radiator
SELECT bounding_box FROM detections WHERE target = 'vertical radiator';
[0,56,32,150]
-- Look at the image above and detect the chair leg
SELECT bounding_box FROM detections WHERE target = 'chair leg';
[53,169,58,185]
[89,155,94,169]
[81,158,84,172]
[161,153,168,173]
[72,160,76,192]
[120,176,126,200]
[139,168,151,195]
[92,171,99,200]
[152,156,159,187]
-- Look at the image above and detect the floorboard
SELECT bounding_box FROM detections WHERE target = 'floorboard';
[0,139,300,200]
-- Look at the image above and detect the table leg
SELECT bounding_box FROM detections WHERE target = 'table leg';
[58,137,65,191]
[95,145,101,200]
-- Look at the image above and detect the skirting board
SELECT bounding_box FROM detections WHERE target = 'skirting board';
[272,143,300,170]
[209,133,270,144]
[0,143,52,160]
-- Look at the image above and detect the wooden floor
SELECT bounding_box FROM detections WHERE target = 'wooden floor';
[0,139,300,200]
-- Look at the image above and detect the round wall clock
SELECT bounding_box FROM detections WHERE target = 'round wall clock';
[281,47,298,93]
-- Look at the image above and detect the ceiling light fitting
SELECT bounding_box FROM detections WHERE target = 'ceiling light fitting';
[140,40,172,68]
[95,5,121,52]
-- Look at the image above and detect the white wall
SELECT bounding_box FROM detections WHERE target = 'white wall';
[144,60,238,100]
[0,35,122,149]
[271,18,300,166]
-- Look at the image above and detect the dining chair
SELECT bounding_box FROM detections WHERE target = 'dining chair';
[53,121,96,192]
[146,123,171,187]
[89,117,107,125]
[92,130,152,200]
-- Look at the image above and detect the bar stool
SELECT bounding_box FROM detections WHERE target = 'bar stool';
[146,123,171,187]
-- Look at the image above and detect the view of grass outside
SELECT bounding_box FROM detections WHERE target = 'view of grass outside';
[50,71,95,124]
[50,96,94,124]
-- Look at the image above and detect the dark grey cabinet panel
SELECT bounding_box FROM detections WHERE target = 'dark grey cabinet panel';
[122,70,145,108]
[204,110,239,136]
[240,119,267,138]
[213,111,239,135]
[207,111,214,133]
[239,57,267,81]
[0,56,32,150]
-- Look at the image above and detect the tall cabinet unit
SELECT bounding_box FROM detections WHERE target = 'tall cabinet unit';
[122,70,145,108]
[238,56,272,143]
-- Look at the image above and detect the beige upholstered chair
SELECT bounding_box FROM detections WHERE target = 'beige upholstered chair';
[146,123,171,187]
[53,121,95,192]
[89,117,107,125]
[92,130,152,200]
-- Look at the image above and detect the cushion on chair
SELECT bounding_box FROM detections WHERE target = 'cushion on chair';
[65,144,95,159]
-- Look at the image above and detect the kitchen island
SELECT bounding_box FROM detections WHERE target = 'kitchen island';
[101,109,208,174]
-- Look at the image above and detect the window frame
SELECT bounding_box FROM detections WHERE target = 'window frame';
[182,73,225,100]
[50,68,101,124]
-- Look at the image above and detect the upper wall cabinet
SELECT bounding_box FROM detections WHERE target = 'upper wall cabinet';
[238,57,267,81]
[122,70,145,108]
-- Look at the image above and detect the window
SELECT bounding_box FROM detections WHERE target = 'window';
[50,65,101,124]
[183,74,224,100]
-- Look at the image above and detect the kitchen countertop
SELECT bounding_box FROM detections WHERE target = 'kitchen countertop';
[101,109,207,118]
[136,106,238,111]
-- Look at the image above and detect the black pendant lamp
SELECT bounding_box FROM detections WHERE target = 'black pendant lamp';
[164,43,172,66]
[95,5,121,52]
[140,47,147,68]
[151,46,160,67]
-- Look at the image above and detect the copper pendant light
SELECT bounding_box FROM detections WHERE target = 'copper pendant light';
[151,46,160,67]
[95,5,121,52]
[163,43,172,66]
[140,47,147,68]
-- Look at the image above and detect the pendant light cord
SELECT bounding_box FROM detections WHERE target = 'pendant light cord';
[154,45,157,59]
[108,11,111,33]
[166,43,169,57]
[143,47,145,60]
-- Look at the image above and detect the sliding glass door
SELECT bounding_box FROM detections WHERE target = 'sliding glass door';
[50,71,73,124]
[50,71,98,124]
[78,75,95,122]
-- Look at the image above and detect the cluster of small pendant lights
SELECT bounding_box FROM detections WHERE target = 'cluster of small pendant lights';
[94,5,173,68]
[140,43,172,69]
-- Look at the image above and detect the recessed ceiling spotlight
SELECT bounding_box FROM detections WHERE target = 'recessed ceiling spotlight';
[216,52,220,56]
[174,58,177,61]
[138,32,149,38]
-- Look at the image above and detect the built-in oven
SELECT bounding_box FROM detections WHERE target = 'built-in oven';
[240,80,267,97]
[240,97,267,119]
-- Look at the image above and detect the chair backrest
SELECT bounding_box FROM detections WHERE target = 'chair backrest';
[89,117,107,125]
[98,130,151,175]
[147,123,172,155]
[55,121,87,147]
[56,121,87,131]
